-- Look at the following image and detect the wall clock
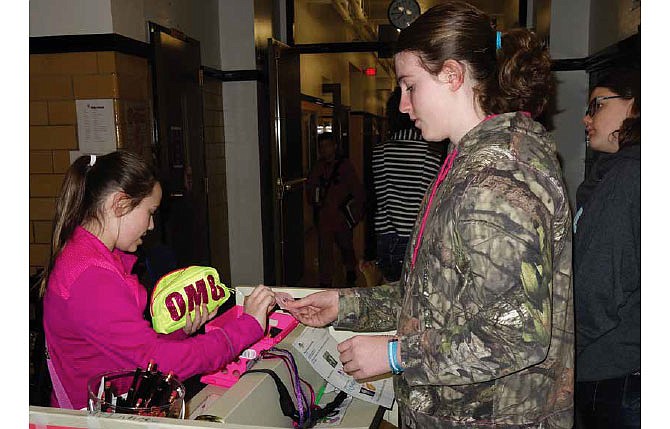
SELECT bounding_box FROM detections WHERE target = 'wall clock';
[387,0,421,29]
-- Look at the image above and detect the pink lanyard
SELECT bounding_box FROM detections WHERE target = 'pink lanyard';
[45,340,74,409]
[411,148,459,268]
[409,112,532,269]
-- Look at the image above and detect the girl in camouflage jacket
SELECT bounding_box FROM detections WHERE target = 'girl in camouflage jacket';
[285,2,574,427]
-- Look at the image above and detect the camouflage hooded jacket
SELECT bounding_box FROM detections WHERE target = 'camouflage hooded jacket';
[334,113,574,428]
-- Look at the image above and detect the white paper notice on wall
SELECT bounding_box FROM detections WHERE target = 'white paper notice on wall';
[72,99,117,163]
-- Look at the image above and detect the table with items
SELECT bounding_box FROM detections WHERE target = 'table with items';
[29,286,394,429]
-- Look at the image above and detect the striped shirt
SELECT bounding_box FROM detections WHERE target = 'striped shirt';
[372,128,444,237]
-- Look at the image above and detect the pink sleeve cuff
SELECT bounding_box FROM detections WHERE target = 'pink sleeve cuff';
[217,312,265,357]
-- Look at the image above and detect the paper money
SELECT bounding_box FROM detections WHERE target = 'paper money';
[274,291,295,310]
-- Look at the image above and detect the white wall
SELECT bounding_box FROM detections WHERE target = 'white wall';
[550,0,590,59]
[109,0,145,42]
[549,0,590,211]
[29,0,113,36]
[551,70,590,211]
[109,0,222,69]
[218,0,265,286]
[141,0,222,68]
[31,0,223,68]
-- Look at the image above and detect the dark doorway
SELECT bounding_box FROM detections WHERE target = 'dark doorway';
[267,39,305,286]
[148,23,211,269]
[263,45,384,288]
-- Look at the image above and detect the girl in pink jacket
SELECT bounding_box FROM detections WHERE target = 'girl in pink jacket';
[40,151,275,410]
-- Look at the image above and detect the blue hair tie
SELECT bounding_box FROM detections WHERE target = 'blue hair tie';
[496,31,502,50]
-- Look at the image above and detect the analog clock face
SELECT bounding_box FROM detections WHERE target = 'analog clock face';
[387,0,421,29]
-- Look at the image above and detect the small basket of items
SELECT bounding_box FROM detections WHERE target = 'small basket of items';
[87,360,185,419]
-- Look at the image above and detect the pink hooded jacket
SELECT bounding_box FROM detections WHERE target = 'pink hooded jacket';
[43,226,263,409]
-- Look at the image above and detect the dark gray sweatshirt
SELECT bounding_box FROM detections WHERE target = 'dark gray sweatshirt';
[573,144,640,381]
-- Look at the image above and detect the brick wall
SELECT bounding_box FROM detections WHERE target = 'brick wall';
[29,51,152,274]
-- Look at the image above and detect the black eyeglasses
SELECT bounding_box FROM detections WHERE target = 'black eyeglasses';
[586,95,624,117]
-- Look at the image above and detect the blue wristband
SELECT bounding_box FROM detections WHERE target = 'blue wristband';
[388,339,403,374]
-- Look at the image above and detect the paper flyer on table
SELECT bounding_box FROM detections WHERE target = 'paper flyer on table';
[292,326,395,408]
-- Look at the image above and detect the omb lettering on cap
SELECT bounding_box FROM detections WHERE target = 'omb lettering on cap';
[150,266,233,334]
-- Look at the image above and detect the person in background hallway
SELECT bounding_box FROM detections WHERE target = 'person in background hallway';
[573,68,640,429]
[40,151,275,410]
[306,132,366,288]
[372,87,444,282]
[285,1,574,427]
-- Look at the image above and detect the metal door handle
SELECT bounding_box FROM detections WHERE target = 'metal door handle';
[276,177,307,200]
[282,177,307,191]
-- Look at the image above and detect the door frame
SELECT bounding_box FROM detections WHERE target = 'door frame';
[267,39,305,286]
[147,21,211,268]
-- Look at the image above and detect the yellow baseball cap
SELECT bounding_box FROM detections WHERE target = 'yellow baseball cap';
[150,266,233,334]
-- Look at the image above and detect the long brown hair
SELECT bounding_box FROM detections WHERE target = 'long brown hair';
[395,1,553,118]
[39,151,157,296]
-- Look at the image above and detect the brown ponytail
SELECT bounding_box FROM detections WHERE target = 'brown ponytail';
[395,1,553,118]
[480,28,553,118]
[39,151,157,297]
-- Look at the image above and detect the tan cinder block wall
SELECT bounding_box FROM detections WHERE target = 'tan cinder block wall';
[202,76,231,283]
[29,51,152,274]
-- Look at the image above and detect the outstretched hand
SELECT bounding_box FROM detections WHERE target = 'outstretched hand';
[282,290,339,327]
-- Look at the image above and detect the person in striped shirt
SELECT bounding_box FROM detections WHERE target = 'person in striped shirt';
[372,87,445,282]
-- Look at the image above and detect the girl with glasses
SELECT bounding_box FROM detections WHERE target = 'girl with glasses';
[574,69,641,428]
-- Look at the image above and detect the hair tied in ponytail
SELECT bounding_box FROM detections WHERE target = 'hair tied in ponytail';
[496,31,502,50]
[89,154,97,167]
